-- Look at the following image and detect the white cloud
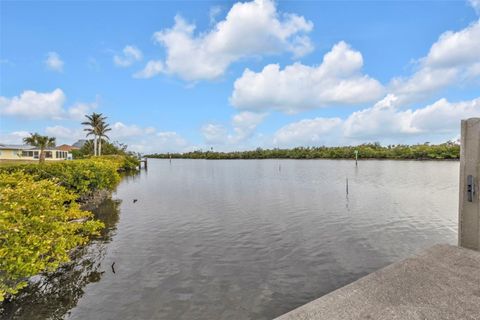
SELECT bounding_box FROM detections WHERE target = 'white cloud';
[231,41,384,113]
[43,122,189,153]
[343,94,419,139]
[390,20,480,104]
[45,126,84,142]
[45,52,64,72]
[0,89,97,120]
[469,0,480,14]
[273,117,342,146]
[111,122,155,138]
[209,5,223,24]
[272,96,480,147]
[202,124,228,145]
[202,111,267,145]
[231,111,267,141]
[0,131,30,145]
[113,45,143,67]
[68,101,98,120]
[133,60,164,79]
[147,0,313,81]
[344,95,480,139]
[150,131,188,151]
[0,89,66,119]
[114,126,188,153]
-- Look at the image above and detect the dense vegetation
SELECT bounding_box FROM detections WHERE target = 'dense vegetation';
[147,142,460,160]
[81,112,112,157]
[0,156,138,301]
[72,140,139,160]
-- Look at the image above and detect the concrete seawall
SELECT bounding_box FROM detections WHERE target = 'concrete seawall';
[275,244,480,320]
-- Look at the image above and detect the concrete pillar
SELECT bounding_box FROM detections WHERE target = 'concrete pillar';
[459,118,480,250]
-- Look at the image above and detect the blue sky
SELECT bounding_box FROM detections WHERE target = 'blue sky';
[1,0,480,153]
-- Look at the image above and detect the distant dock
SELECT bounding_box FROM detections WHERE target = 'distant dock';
[139,158,148,169]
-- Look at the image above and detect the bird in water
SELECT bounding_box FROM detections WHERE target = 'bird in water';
[133,199,138,203]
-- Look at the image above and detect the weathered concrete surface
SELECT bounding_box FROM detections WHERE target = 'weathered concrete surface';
[275,245,480,320]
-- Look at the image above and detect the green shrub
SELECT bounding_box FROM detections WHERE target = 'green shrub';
[96,155,140,172]
[146,142,460,160]
[0,172,104,301]
[0,157,128,197]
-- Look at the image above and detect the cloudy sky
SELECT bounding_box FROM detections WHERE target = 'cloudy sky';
[1,0,480,153]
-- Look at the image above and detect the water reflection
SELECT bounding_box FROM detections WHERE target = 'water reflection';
[1,160,459,320]
[0,198,121,320]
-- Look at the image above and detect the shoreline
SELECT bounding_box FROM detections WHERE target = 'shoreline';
[146,157,460,162]
[78,189,112,211]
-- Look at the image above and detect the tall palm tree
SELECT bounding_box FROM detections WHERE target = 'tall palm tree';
[97,121,112,156]
[23,133,56,164]
[82,113,105,156]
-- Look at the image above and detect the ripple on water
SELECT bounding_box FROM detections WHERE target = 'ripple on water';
[3,159,459,320]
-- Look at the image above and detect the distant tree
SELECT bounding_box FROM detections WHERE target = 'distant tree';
[73,140,128,159]
[97,121,112,156]
[23,133,56,164]
[82,113,108,156]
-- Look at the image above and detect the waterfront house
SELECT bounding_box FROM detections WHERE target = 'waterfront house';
[0,144,72,161]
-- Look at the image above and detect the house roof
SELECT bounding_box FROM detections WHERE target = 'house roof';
[0,144,35,150]
[57,144,79,151]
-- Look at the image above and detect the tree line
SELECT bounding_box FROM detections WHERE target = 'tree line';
[21,112,128,163]
[146,142,460,160]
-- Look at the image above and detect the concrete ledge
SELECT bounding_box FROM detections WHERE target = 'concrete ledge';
[275,245,480,320]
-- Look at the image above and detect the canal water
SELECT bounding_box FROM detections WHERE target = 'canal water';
[2,159,459,320]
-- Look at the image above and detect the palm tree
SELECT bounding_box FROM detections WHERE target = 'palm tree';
[82,113,106,156]
[97,121,112,156]
[23,133,56,164]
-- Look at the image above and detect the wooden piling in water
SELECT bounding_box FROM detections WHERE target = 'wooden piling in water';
[459,118,480,251]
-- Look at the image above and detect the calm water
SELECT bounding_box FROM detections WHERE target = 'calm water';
[2,159,459,320]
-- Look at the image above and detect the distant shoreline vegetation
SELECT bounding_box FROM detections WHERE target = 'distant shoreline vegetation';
[146,142,460,160]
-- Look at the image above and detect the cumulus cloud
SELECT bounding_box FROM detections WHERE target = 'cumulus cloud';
[0,131,30,145]
[209,5,223,24]
[231,41,384,113]
[45,126,84,142]
[273,96,480,147]
[45,52,64,72]
[0,89,97,120]
[134,60,164,79]
[202,124,228,145]
[43,122,189,153]
[0,89,66,119]
[113,125,187,153]
[110,122,156,138]
[68,101,98,120]
[202,111,267,145]
[231,112,267,141]
[144,0,313,81]
[344,95,480,139]
[390,20,480,104]
[273,117,342,146]
[113,45,143,67]
[469,0,480,14]
[108,122,188,153]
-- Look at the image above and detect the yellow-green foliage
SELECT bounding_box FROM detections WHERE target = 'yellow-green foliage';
[0,172,104,301]
[0,158,125,197]
[0,156,137,301]
[96,155,140,172]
